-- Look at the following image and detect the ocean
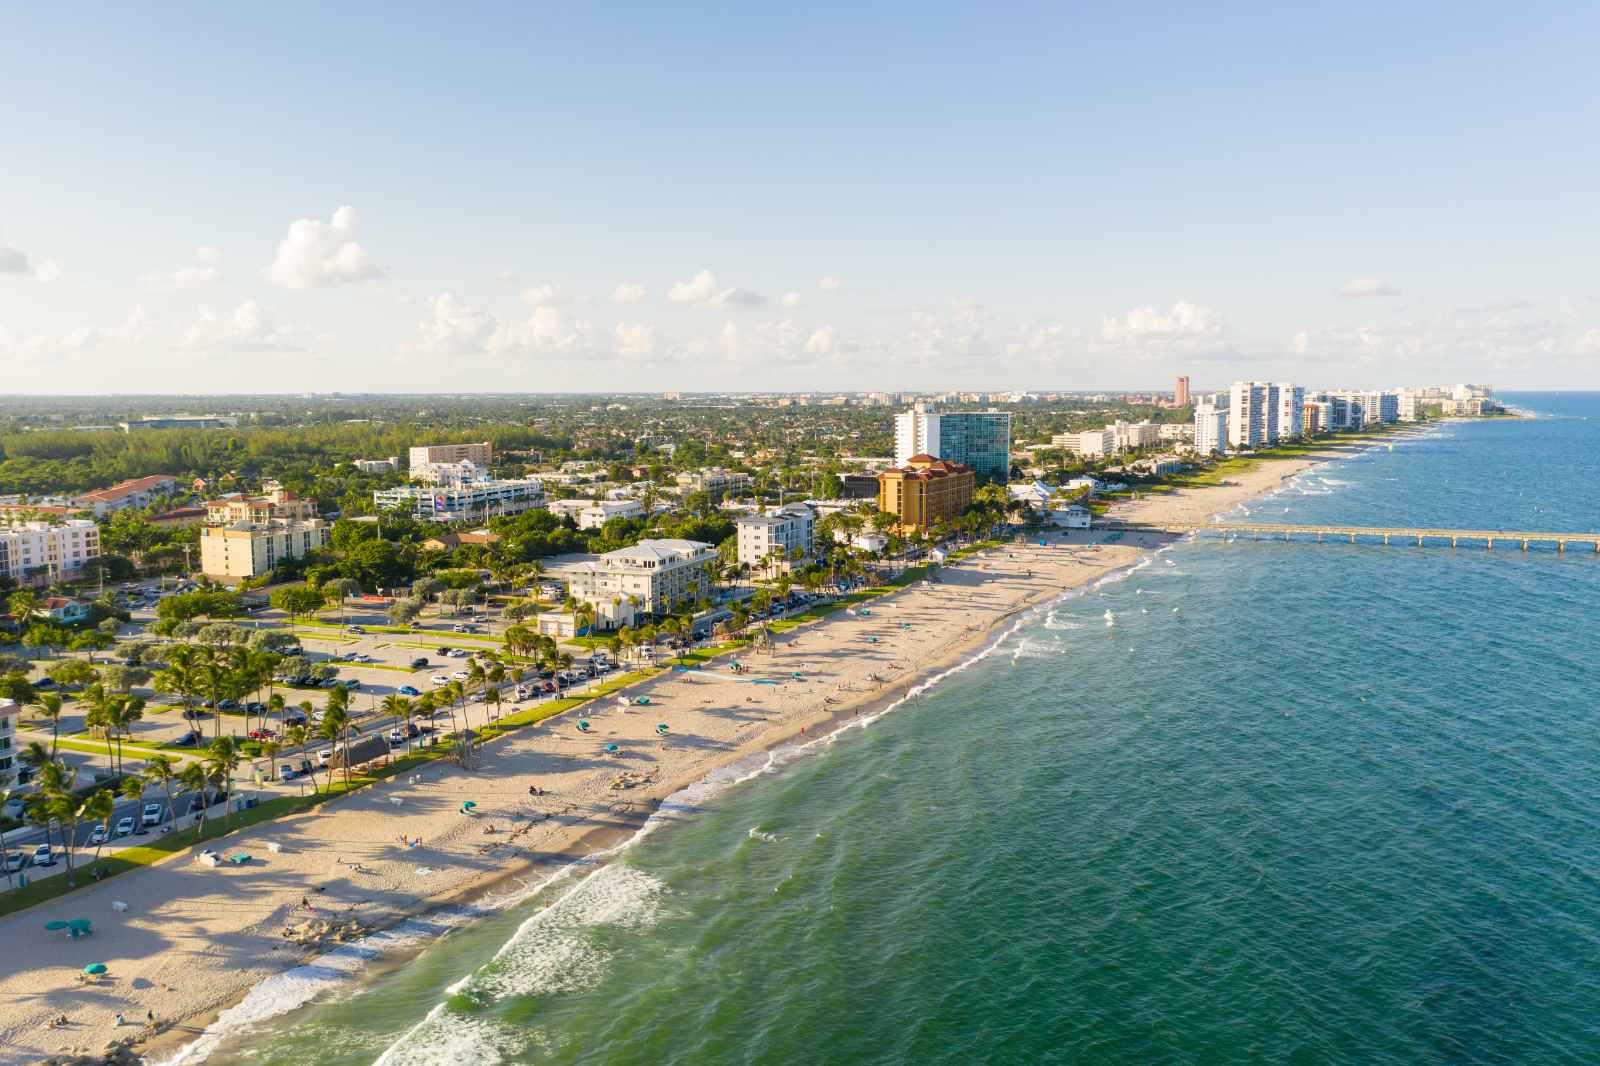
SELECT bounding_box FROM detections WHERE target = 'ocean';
[184,392,1600,1066]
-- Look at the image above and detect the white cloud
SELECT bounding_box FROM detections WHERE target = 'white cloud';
[1287,307,1599,371]
[804,326,836,355]
[145,246,220,289]
[496,271,520,284]
[519,284,569,307]
[490,305,594,357]
[781,292,802,309]
[1100,301,1224,348]
[0,241,62,281]
[60,306,153,350]
[667,270,765,308]
[0,242,28,275]
[263,206,382,289]
[614,322,656,358]
[180,300,311,353]
[1339,278,1400,299]
[410,293,499,355]
[817,276,841,291]
[610,283,647,305]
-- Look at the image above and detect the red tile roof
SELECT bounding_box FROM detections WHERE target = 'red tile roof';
[74,474,177,503]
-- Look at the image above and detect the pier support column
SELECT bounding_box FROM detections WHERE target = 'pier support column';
[1383,533,1390,545]
[1417,535,1424,547]
[1558,540,1565,553]
[1451,536,1457,548]
[1349,533,1356,544]
[1522,539,1529,551]
[1487,538,1493,550]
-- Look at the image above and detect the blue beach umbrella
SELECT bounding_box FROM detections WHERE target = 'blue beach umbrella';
[84,963,107,975]
[604,743,619,753]
[44,920,69,932]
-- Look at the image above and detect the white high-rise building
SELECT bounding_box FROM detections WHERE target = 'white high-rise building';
[1228,382,1271,448]
[735,504,815,573]
[1275,384,1305,439]
[893,404,1011,479]
[1194,404,1228,454]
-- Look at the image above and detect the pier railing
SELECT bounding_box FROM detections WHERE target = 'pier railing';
[1123,521,1600,553]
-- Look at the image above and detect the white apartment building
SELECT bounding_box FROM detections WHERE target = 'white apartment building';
[1275,384,1306,439]
[675,468,751,497]
[373,477,544,522]
[1111,420,1162,451]
[352,456,400,473]
[735,504,815,573]
[547,498,645,530]
[0,697,15,779]
[567,539,716,627]
[72,474,179,516]
[1229,382,1272,448]
[0,520,101,584]
[1194,403,1228,454]
[1065,429,1115,457]
[200,519,329,580]
[408,442,492,478]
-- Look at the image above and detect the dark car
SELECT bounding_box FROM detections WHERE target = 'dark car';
[176,730,201,745]
[33,677,56,690]
[282,711,308,726]
[218,699,238,711]
[410,657,430,669]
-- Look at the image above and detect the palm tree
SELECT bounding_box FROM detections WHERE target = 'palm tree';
[317,702,355,789]
[6,589,39,631]
[204,736,242,831]
[440,682,464,737]
[143,754,181,834]
[32,693,65,759]
[484,664,506,723]
[179,761,210,840]
[324,578,362,624]
[381,694,414,753]
[83,787,118,872]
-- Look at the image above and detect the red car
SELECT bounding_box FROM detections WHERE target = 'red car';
[248,729,278,741]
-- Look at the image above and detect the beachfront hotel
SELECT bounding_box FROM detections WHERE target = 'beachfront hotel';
[877,455,975,533]
[0,520,101,585]
[894,404,1011,481]
[567,538,717,627]
[1194,403,1228,455]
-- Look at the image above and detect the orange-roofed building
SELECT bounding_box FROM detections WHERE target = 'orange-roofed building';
[876,455,975,533]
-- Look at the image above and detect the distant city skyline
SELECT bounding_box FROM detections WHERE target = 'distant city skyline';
[5,6,1600,393]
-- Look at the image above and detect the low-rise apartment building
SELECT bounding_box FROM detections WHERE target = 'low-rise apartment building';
[374,477,544,522]
[735,504,815,573]
[205,485,318,524]
[567,538,716,627]
[72,474,178,516]
[547,498,645,530]
[0,520,101,585]
[675,467,751,498]
[0,698,15,779]
[200,519,330,580]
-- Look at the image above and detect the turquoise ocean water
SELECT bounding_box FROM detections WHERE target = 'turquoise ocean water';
[185,393,1600,1066]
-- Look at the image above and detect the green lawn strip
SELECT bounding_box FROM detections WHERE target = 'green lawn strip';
[48,736,177,759]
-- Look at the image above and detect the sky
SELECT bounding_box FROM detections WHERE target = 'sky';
[3,2,1599,394]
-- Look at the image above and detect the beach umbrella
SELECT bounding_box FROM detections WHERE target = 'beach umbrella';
[44,920,69,931]
[604,743,619,753]
[83,963,107,975]
[68,919,92,932]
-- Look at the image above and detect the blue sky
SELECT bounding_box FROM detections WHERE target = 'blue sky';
[3,3,1598,393]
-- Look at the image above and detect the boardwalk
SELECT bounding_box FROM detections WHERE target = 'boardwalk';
[1128,521,1600,553]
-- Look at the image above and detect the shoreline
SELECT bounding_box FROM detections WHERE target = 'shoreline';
[3,436,1392,1066]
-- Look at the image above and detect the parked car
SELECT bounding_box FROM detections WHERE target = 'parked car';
[2,797,27,820]
[347,625,367,634]
[450,670,470,681]
[33,678,56,690]
[410,657,430,669]
[282,711,308,726]
[447,649,469,658]
[339,679,361,690]
[430,675,450,686]
[398,685,421,697]
[279,764,298,781]
[88,825,110,846]
[32,844,55,867]
[142,802,163,826]
[3,852,25,874]
[115,816,136,837]
[218,699,238,711]
[387,729,406,746]
[317,749,334,766]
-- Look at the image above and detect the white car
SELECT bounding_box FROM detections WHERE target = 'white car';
[142,802,163,826]
[88,825,110,846]
[116,816,136,837]
[431,674,451,686]
[447,649,469,658]
[317,748,334,766]
[450,670,471,681]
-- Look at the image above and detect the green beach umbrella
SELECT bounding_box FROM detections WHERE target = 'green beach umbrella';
[83,963,107,975]
[604,743,619,753]
[44,920,68,931]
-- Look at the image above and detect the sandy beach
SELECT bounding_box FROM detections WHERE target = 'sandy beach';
[0,450,1343,1066]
